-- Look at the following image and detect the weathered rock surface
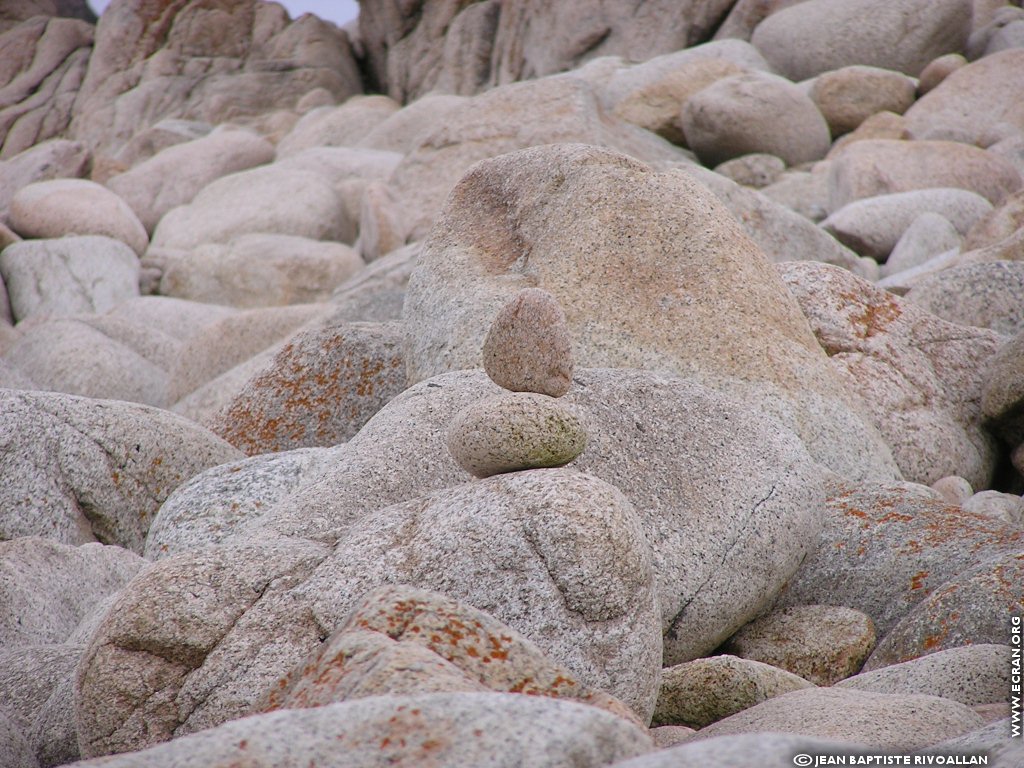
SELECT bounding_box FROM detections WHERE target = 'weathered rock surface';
[257,584,639,725]
[0,17,93,158]
[689,687,983,750]
[404,143,898,483]
[837,644,1010,705]
[208,320,406,456]
[865,551,1024,669]
[722,605,877,686]
[75,693,653,768]
[776,481,1023,638]
[358,0,739,102]
[68,0,362,158]
[780,261,1003,488]
[0,389,241,551]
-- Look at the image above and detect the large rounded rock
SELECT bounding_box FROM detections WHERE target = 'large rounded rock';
[827,140,1022,212]
[0,537,144,648]
[0,236,140,323]
[258,584,638,724]
[144,448,334,560]
[149,165,353,252]
[161,368,827,668]
[446,393,587,478]
[403,143,898,482]
[75,469,660,756]
[1,316,172,407]
[904,49,1024,145]
[156,234,364,309]
[776,481,1023,638]
[652,655,812,729]
[75,693,653,768]
[904,261,1024,335]
[0,389,242,552]
[105,127,274,234]
[688,687,983,750]
[780,261,1003,488]
[0,138,89,221]
[722,605,877,686]
[8,179,148,256]
[750,0,972,80]
[820,188,992,260]
[680,72,831,166]
[809,65,916,137]
[0,643,82,767]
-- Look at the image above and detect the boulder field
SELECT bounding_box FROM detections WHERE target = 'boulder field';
[1,1,1022,767]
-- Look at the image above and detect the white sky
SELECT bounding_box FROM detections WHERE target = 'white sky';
[87,0,360,27]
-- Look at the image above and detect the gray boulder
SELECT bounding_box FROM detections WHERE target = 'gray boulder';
[403,143,898,483]
[0,389,242,551]
[837,644,1011,705]
[0,237,139,323]
[689,687,983,750]
[0,538,144,648]
[75,693,652,768]
[750,0,971,80]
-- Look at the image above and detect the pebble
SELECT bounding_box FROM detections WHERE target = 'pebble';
[482,287,574,397]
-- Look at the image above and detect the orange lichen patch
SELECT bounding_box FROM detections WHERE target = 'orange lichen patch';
[840,290,902,340]
[909,571,928,590]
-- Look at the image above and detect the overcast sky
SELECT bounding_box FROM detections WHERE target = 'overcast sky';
[88,0,360,27]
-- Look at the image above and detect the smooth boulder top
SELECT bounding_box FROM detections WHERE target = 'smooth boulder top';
[8,178,148,256]
[750,0,972,80]
[404,143,898,483]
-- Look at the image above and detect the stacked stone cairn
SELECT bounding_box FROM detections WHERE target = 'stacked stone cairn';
[446,287,587,478]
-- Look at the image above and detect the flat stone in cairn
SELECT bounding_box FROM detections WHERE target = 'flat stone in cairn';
[447,393,587,479]
[482,287,574,397]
